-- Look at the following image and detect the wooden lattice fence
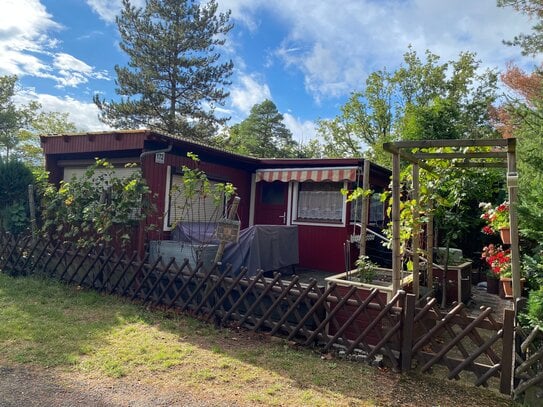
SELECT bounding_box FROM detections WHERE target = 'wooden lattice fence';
[0,232,528,397]
[0,233,404,368]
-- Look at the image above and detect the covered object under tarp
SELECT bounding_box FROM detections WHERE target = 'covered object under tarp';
[170,223,299,276]
[221,225,299,276]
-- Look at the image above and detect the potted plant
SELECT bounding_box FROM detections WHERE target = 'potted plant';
[482,244,501,294]
[482,243,524,298]
[480,201,510,244]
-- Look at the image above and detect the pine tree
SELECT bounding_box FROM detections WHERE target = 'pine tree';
[94,0,233,140]
[220,100,299,158]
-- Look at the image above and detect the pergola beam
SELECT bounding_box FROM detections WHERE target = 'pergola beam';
[414,152,507,160]
[391,139,508,148]
[385,137,521,304]
[453,162,508,168]
[383,143,434,172]
[507,138,521,299]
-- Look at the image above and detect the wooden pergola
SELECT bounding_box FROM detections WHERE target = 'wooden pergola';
[381,138,522,301]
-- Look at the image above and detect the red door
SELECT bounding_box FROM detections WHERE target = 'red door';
[254,181,288,225]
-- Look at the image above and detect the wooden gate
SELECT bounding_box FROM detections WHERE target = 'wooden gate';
[512,298,543,404]
[402,296,515,393]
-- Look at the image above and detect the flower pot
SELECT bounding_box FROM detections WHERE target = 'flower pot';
[499,228,511,245]
[500,278,513,298]
[499,277,525,299]
[486,277,499,295]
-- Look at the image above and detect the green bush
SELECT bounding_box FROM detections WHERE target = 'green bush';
[0,158,34,207]
[523,248,543,290]
[525,288,543,328]
[0,159,34,234]
[0,202,28,235]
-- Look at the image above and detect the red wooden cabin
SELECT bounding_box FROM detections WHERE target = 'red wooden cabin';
[41,130,391,274]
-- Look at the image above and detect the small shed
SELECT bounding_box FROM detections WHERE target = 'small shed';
[41,130,391,274]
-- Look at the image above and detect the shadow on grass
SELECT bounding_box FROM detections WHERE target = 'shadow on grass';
[0,273,515,407]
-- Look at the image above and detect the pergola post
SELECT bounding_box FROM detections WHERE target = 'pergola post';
[392,152,401,295]
[427,206,434,290]
[412,163,420,298]
[507,139,521,300]
[359,159,371,255]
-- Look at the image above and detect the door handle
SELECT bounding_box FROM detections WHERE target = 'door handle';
[278,211,286,224]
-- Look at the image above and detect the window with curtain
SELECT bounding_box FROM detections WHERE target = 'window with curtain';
[296,182,343,223]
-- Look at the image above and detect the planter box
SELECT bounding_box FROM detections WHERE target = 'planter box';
[325,268,411,346]
[325,268,413,302]
[149,240,218,271]
[432,261,472,305]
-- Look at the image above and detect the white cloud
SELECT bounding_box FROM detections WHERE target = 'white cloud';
[14,88,108,132]
[283,113,317,144]
[85,0,146,23]
[52,53,110,87]
[225,0,538,101]
[229,74,272,115]
[0,0,61,76]
[0,0,110,88]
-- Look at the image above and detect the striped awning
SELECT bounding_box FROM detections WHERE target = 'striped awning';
[255,166,359,183]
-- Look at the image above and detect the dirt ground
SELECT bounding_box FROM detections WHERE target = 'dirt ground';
[0,363,235,407]
[0,358,515,407]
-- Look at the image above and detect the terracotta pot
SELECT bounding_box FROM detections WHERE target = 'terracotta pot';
[499,277,525,299]
[499,228,511,245]
[500,277,513,298]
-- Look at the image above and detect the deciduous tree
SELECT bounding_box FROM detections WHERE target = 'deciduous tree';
[0,76,38,159]
[318,48,498,166]
[18,111,77,167]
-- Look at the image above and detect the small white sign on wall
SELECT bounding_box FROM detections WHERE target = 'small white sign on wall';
[155,152,165,164]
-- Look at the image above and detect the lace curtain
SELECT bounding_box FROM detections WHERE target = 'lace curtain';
[297,189,343,221]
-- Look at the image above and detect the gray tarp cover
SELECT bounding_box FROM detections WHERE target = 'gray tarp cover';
[171,223,299,276]
[221,225,299,275]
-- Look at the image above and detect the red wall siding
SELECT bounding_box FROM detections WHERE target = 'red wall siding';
[42,132,146,154]
[297,224,350,273]
[143,152,253,238]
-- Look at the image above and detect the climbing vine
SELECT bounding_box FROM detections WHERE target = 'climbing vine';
[41,159,155,248]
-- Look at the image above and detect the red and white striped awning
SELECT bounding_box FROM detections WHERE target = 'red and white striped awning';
[255,166,359,183]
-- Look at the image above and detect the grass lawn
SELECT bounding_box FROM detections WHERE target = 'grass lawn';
[0,273,516,406]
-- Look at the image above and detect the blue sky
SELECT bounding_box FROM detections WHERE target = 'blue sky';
[0,0,538,144]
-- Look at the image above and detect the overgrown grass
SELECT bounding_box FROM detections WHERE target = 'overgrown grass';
[0,273,515,406]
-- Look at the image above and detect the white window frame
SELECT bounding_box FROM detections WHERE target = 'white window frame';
[291,181,347,228]
[163,166,227,231]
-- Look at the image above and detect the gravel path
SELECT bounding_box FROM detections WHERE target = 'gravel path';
[0,364,236,407]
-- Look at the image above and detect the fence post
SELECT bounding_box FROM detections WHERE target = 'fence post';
[500,308,515,395]
[401,293,416,371]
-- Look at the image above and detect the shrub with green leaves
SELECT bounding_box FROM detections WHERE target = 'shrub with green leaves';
[355,255,378,283]
[41,159,154,248]
[524,288,543,328]
[0,158,34,234]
